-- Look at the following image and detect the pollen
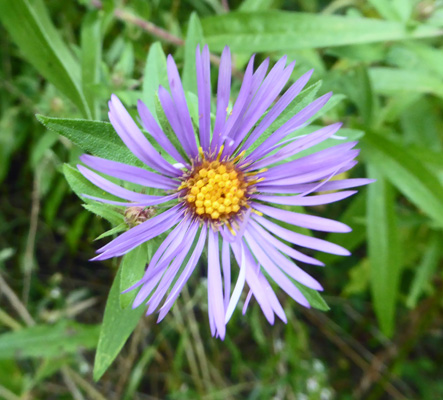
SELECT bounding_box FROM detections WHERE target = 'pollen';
[183,159,249,221]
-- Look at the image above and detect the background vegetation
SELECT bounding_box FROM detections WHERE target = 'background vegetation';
[1,0,442,399]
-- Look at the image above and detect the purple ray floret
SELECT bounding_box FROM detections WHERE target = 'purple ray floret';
[77,45,373,339]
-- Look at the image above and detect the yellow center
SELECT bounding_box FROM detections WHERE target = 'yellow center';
[184,160,248,221]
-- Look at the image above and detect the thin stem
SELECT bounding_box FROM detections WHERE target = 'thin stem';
[90,0,244,79]
[0,273,35,326]
[22,170,41,305]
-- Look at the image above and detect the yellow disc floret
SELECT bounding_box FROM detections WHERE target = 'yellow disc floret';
[183,160,249,221]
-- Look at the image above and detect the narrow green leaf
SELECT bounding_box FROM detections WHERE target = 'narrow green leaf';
[119,243,149,309]
[95,223,127,241]
[81,11,103,120]
[366,165,401,337]
[83,204,125,226]
[343,65,375,127]
[294,282,329,311]
[93,267,145,381]
[0,0,91,117]
[369,67,443,99]
[239,0,275,11]
[368,0,407,22]
[362,133,443,228]
[183,12,205,93]
[0,320,100,359]
[142,42,169,121]
[37,115,141,166]
[406,232,441,308]
[201,11,441,52]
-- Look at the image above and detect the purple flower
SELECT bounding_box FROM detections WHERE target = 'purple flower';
[78,45,372,339]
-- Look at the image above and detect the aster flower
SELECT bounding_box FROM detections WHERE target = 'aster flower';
[78,45,372,339]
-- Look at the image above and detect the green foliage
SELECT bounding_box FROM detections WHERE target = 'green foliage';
[201,11,441,52]
[1,0,443,398]
[37,115,141,166]
[142,42,169,121]
[0,320,100,359]
[93,265,146,381]
[366,166,401,337]
[0,0,91,118]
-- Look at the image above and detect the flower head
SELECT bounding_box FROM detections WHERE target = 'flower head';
[78,45,372,339]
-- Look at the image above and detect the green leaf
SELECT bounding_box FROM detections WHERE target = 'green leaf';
[0,320,99,359]
[362,133,443,228]
[294,282,330,311]
[369,68,443,100]
[406,232,441,308]
[0,0,91,118]
[37,115,141,166]
[83,204,125,226]
[95,223,127,241]
[368,0,413,22]
[93,266,145,381]
[238,0,275,12]
[63,164,119,202]
[386,43,443,79]
[343,65,375,127]
[142,42,169,122]
[366,165,401,337]
[201,11,441,53]
[119,243,149,309]
[182,12,205,93]
[81,11,103,120]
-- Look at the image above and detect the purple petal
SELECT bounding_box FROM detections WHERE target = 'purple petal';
[253,191,357,206]
[230,58,295,150]
[230,241,275,324]
[254,214,350,256]
[215,55,256,152]
[224,243,246,323]
[131,218,193,307]
[166,55,199,158]
[249,92,333,161]
[247,224,323,290]
[196,45,212,151]
[258,178,375,194]
[82,193,178,207]
[146,221,199,314]
[244,230,311,308]
[222,240,231,310]
[262,142,358,180]
[251,123,342,170]
[78,165,167,202]
[108,95,179,177]
[240,69,314,152]
[213,46,231,149]
[158,227,208,320]
[257,273,287,323]
[208,230,226,339]
[248,219,324,266]
[137,100,188,165]
[258,152,358,187]
[80,154,178,190]
[158,86,196,158]
[93,206,184,260]
[253,203,351,233]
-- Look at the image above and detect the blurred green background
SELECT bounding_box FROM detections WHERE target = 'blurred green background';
[1,0,442,399]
